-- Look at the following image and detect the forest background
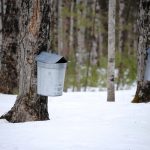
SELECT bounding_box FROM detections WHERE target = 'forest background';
[49,0,138,92]
[0,0,139,93]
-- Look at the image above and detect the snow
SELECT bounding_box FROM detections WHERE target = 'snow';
[0,89,150,150]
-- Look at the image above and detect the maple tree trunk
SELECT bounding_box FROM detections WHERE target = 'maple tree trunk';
[0,0,19,94]
[133,81,150,103]
[132,0,150,103]
[0,0,51,122]
[0,0,3,70]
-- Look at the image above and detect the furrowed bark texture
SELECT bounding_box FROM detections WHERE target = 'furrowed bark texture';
[133,81,150,103]
[0,0,3,70]
[0,0,19,94]
[132,0,150,103]
[0,0,51,122]
[107,0,116,102]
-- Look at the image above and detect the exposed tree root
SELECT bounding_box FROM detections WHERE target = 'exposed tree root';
[132,81,150,103]
[0,94,49,123]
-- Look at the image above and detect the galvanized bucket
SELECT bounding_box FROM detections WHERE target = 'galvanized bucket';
[36,52,67,96]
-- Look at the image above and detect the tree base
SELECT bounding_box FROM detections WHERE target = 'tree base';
[0,94,49,123]
[132,81,150,103]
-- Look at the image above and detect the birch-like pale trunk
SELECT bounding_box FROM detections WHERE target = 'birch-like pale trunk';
[132,0,150,103]
[0,0,51,122]
[107,0,116,102]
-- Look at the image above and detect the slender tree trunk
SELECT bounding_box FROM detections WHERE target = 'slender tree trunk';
[98,0,107,60]
[69,0,74,53]
[72,0,78,91]
[58,0,71,58]
[0,0,19,94]
[62,0,71,59]
[64,0,75,92]
[107,0,116,102]
[84,0,96,91]
[116,0,125,90]
[118,0,125,53]
[132,0,150,103]
[49,0,58,52]
[0,0,51,123]
[58,0,63,55]
[97,0,105,65]
[97,1,102,60]
[76,0,86,91]
[90,0,98,66]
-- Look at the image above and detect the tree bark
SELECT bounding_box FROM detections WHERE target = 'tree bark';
[84,0,96,91]
[132,81,150,103]
[0,0,19,94]
[62,0,71,59]
[75,0,87,91]
[118,0,125,53]
[90,0,98,66]
[0,0,3,70]
[132,0,150,103]
[49,0,58,52]
[107,0,116,102]
[58,0,63,55]
[116,0,125,90]
[0,0,51,122]
[98,1,104,63]
[72,0,78,91]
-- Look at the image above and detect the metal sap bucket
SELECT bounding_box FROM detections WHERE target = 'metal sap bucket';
[36,52,67,96]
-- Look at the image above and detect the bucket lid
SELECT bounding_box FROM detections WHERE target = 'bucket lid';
[36,52,67,64]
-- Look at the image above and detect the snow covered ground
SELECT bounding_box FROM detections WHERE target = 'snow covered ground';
[0,89,150,150]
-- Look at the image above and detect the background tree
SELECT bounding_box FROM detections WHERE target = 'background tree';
[116,0,125,90]
[132,0,150,103]
[107,0,116,102]
[0,0,51,122]
[75,0,87,91]
[49,0,58,52]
